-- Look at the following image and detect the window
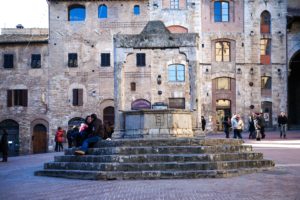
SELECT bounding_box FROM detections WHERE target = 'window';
[68,5,86,21]
[130,82,136,91]
[169,98,185,109]
[31,54,41,68]
[216,41,230,62]
[214,1,229,22]
[133,5,140,15]
[216,77,230,90]
[170,0,179,9]
[260,39,271,64]
[260,11,271,34]
[98,4,108,19]
[7,89,28,107]
[101,53,110,67]
[168,64,185,82]
[72,89,83,106]
[68,53,78,67]
[3,54,13,68]
[261,76,271,89]
[136,53,146,67]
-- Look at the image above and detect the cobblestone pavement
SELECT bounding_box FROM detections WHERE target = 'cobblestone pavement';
[0,131,300,200]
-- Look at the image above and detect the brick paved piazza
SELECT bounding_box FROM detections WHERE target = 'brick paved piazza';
[0,131,300,200]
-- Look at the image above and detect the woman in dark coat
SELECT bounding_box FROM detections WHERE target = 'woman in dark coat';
[1,129,8,162]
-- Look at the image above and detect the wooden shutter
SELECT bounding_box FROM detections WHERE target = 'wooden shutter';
[22,90,28,107]
[7,90,12,107]
[73,89,78,106]
[78,89,83,106]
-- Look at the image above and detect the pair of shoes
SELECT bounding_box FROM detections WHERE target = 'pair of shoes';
[2,160,7,162]
[74,150,85,155]
[284,135,286,139]
[106,138,112,141]
[262,135,265,139]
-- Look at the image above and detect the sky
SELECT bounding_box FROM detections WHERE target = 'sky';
[0,0,48,29]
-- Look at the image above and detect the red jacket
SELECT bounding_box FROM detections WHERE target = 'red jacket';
[56,130,64,143]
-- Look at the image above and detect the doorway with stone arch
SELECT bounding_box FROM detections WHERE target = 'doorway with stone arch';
[288,50,300,129]
[32,124,48,154]
[0,119,19,156]
[103,106,114,125]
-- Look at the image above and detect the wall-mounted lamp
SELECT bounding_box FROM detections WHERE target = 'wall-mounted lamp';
[250,31,255,36]
[250,68,254,75]
[237,68,242,74]
[157,75,162,85]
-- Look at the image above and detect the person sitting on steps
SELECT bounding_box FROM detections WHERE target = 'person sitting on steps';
[74,114,105,155]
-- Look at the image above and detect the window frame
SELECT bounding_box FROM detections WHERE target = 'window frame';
[98,4,108,19]
[169,98,185,109]
[214,1,230,22]
[215,41,230,62]
[68,53,78,68]
[168,64,185,82]
[260,11,271,34]
[101,53,110,67]
[133,5,140,15]
[3,54,14,69]
[7,89,28,107]
[136,53,146,67]
[72,88,83,106]
[261,76,272,90]
[170,0,179,9]
[31,54,41,68]
[68,5,86,21]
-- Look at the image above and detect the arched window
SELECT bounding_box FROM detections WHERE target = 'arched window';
[168,64,185,82]
[98,4,108,19]
[214,1,229,22]
[215,41,230,62]
[133,5,140,15]
[68,5,86,21]
[260,11,271,34]
[103,106,114,125]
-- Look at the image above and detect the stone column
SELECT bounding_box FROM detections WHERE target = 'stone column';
[113,39,133,138]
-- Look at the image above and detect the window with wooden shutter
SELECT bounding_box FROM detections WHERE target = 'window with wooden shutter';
[73,88,83,106]
[7,89,28,107]
[31,54,41,68]
[101,53,110,67]
[4,54,14,68]
[136,53,146,67]
[68,53,78,67]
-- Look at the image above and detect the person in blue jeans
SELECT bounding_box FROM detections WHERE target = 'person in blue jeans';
[75,114,105,155]
[278,112,288,139]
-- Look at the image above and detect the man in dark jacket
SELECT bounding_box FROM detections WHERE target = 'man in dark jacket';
[1,129,8,162]
[74,114,105,155]
[278,112,288,138]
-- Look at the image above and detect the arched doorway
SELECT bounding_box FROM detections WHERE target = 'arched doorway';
[288,50,300,128]
[103,106,114,125]
[0,119,19,156]
[32,124,47,154]
[216,99,231,131]
[68,117,85,128]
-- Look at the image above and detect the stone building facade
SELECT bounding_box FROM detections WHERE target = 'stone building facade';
[0,0,299,155]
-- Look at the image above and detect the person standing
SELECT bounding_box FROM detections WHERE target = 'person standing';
[222,116,231,138]
[201,116,206,132]
[231,114,239,139]
[75,114,105,155]
[260,113,266,139]
[1,129,8,162]
[254,113,262,141]
[278,112,288,139]
[55,127,64,152]
[236,114,244,139]
[248,113,256,139]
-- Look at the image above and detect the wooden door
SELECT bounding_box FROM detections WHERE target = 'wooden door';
[32,124,47,154]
